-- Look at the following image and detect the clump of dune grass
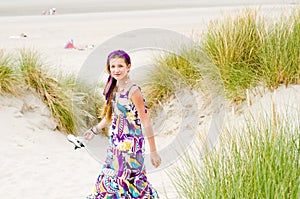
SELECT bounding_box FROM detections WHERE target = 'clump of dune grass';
[202,7,300,103]
[142,63,185,108]
[159,51,203,86]
[143,50,203,107]
[58,73,105,134]
[171,109,300,198]
[202,9,262,103]
[0,48,104,135]
[18,49,77,134]
[0,50,19,95]
[257,8,300,88]
[145,7,300,106]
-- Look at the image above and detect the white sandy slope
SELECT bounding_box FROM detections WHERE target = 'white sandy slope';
[1,83,299,199]
[0,92,99,198]
[0,3,299,199]
[228,85,300,130]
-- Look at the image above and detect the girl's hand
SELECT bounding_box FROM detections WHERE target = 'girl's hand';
[150,151,161,168]
[83,130,95,141]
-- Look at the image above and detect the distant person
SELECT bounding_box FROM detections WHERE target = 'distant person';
[84,50,161,198]
[49,8,56,15]
[42,8,57,15]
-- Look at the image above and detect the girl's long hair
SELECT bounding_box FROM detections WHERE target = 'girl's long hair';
[101,50,131,122]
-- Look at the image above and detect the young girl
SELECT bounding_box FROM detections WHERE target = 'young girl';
[84,50,161,199]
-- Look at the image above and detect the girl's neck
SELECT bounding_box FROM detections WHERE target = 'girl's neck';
[116,77,131,91]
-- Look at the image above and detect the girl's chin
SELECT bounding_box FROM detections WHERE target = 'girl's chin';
[113,75,124,80]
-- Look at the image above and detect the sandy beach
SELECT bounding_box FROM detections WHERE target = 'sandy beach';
[0,1,299,198]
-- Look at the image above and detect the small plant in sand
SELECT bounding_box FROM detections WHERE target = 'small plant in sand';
[0,50,20,95]
[171,107,300,198]
[18,49,77,134]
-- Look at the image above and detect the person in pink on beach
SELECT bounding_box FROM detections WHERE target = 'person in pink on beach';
[84,50,161,199]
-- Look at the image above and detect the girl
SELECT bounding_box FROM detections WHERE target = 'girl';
[84,50,161,199]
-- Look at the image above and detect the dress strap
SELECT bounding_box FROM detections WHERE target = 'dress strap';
[126,84,148,112]
[126,84,139,98]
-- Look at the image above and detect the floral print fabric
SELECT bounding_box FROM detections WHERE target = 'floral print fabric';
[86,84,159,199]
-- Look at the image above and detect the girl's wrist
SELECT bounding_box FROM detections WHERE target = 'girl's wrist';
[95,124,101,132]
[90,126,99,135]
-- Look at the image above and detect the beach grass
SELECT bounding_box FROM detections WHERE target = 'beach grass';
[147,7,300,105]
[18,49,77,134]
[257,8,300,88]
[202,9,262,103]
[58,73,105,133]
[0,48,105,135]
[142,50,202,108]
[0,50,20,95]
[17,49,106,135]
[203,7,300,102]
[171,108,300,198]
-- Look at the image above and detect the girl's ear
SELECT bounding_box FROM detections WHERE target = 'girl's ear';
[127,64,131,71]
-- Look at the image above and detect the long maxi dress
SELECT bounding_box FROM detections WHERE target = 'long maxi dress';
[86,84,159,199]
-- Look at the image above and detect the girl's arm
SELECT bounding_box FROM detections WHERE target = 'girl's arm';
[131,89,157,152]
[131,88,161,168]
[95,117,110,132]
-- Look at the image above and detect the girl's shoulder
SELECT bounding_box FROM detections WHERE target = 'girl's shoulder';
[128,83,148,110]
[127,83,141,98]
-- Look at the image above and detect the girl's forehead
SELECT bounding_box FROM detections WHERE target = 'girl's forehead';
[109,57,126,65]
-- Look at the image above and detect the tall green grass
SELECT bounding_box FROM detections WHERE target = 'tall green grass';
[18,49,105,135]
[202,9,262,102]
[145,9,261,104]
[0,50,19,95]
[0,48,104,135]
[142,50,203,107]
[258,8,300,88]
[202,7,300,102]
[18,49,77,134]
[58,73,105,133]
[171,110,300,198]
[148,7,300,104]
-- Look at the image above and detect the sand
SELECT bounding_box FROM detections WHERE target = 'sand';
[0,1,299,199]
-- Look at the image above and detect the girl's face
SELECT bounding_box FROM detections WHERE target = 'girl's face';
[109,57,131,81]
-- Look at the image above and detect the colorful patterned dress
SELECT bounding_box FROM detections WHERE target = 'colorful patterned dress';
[86,84,159,199]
